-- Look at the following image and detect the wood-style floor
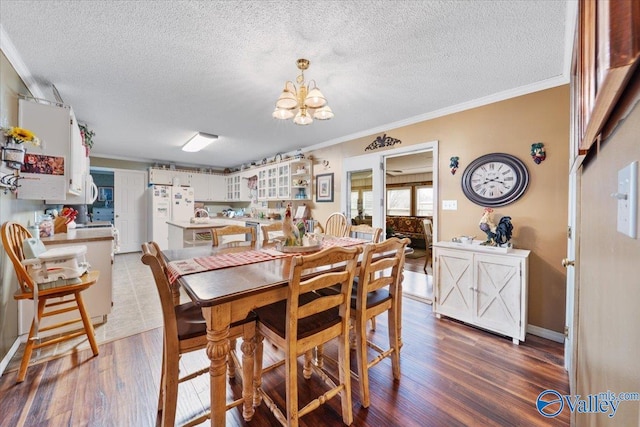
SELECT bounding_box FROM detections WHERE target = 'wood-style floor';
[0,291,569,426]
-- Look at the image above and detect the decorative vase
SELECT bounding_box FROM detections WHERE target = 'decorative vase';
[2,140,26,170]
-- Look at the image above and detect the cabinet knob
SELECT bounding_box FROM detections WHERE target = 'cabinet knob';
[561,258,575,268]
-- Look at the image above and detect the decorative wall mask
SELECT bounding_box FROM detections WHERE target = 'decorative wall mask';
[530,142,546,164]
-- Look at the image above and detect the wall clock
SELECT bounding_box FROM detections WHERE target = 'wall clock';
[461,153,529,207]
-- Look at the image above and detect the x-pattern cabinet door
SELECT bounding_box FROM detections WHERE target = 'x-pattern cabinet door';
[435,248,474,323]
[474,254,522,338]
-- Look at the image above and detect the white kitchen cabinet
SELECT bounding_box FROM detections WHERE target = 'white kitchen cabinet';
[433,241,530,344]
[17,99,87,199]
[290,159,312,200]
[92,207,114,222]
[148,168,174,185]
[191,173,225,201]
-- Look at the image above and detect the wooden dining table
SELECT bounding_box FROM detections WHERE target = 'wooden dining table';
[162,237,409,426]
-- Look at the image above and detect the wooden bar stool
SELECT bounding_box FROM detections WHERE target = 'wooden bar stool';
[1,221,100,383]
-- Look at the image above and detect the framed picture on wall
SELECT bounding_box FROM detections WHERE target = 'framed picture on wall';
[98,186,113,202]
[315,173,334,203]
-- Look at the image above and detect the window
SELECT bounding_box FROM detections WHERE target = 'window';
[386,187,411,216]
[351,190,374,217]
[386,184,433,216]
[416,186,434,216]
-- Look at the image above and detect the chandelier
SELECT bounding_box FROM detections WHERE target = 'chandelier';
[272,58,334,125]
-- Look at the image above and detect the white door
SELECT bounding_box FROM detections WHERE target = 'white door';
[342,153,385,229]
[114,169,147,253]
[564,164,581,392]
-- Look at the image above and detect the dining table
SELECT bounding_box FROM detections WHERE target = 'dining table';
[162,236,410,426]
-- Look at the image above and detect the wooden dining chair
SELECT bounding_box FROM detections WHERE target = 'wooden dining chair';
[324,212,349,237]
[349,224,382,243]
[253,246,362,427]
[141,242,257,426]
[1,221,100,383]
[261,222,283,245]
[352,237,410,408]
[422,218,433,273]
[211,224,256,246]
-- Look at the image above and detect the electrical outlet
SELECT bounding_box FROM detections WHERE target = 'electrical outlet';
[442,200,457,210]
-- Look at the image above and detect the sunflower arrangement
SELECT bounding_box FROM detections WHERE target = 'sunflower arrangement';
[2,126,41,146]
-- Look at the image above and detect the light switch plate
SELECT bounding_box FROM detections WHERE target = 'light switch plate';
[616,161,638,238]
[442,200,457,210]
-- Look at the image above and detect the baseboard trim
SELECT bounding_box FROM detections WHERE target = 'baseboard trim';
[527,324,564,343]
[0,337,23,378]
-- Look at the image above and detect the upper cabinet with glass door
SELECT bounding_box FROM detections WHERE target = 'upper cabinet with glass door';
[572,0,640,160]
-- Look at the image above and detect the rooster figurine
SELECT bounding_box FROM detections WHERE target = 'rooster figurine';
[479,207,513,246]
[282,205,300,246]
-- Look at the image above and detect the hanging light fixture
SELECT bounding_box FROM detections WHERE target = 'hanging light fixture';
[272,58,334,125]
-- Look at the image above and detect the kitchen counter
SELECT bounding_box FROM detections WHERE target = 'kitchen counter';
[40,227,115,245]
[167,217,281,230]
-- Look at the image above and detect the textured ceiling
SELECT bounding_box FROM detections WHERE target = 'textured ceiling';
[0,1,571,169]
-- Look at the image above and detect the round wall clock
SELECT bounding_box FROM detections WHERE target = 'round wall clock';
[461,153,529,207]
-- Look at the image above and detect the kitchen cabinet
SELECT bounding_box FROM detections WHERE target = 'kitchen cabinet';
[573,0,640,159]
[20,228,115,334]
[256,159,311,201]
[433,241,530,344]
[290,159,312,200]
[17,99,87,200]
[92,207,114,223]
[148,168,174,185]
[191,173,225,201]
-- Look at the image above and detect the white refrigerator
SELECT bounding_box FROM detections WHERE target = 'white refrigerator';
[149,185,194,250]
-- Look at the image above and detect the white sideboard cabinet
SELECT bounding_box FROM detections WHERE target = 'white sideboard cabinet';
[433,241,530,344]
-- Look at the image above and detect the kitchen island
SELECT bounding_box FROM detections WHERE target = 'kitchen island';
[23,228,116,333]
[167,217,281,249]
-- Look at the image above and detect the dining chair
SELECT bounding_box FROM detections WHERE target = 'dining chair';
[253,245,362,427]
[422,218,433,273]
[324,212,349,237]
[1,221,100,383]
[211,224,256,246]
[141,242,257,426]
[261,222,283,245]
[348,224,382,243]
[352,237,410,408]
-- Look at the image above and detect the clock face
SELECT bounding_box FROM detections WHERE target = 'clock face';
[461,153,529,207]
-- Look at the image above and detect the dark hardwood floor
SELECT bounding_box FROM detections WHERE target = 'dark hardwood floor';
[0,294,569,427]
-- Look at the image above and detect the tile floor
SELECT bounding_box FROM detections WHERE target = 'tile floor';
[3,251,433,375]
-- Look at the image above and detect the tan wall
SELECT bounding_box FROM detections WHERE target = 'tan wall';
[308,85,570,333]
[576,102,640,426]
[0,51,45,363]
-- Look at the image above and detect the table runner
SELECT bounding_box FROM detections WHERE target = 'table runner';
[166,236,368,284]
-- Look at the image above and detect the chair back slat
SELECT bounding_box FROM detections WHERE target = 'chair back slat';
[324,213,348,237]
[1,222,36,294]
[212,225,256,246]
[349,224,382,243]
[261,222,283,244]
[287,246,361,338]
[356,237,410,310]
[141,242,180,345]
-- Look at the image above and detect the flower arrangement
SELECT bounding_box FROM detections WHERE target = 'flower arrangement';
[2,126,41,146]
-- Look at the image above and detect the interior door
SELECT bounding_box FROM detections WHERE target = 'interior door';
[564,166,580,392]
[114,169,147,253]
[342,153,384,230]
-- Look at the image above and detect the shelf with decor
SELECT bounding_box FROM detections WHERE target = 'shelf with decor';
[289,159,312,200]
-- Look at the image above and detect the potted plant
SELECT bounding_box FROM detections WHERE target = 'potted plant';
[1,126,41,169]
[78,123,95,157]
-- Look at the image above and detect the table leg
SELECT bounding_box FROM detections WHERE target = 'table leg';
[241,323,256,421]
[203,305,231,427]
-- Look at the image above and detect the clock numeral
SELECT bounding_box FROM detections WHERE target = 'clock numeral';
[504,176,514,181]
